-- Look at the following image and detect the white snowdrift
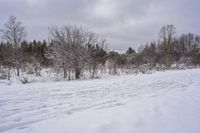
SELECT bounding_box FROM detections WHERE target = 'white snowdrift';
[0,69,200,133]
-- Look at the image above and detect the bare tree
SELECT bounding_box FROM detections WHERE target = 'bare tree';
[1,16,26,76]
[1,16,26,48]
[49,25,102,80]
[86,33,107,78]
[48,26,72,79]
[159,24,176,46]
[159,24,176,67]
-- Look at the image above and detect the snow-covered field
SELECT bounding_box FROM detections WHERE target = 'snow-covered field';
[0,69,200,133]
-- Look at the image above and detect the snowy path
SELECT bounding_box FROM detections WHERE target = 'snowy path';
[0,69,200,133]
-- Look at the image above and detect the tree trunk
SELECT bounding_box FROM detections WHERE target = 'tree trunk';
[8,67,11,80]
[63,68,67,79]
[17,66,20,76]
[75,68,80,79]
[91,65,96,78]
[68,70,71,80]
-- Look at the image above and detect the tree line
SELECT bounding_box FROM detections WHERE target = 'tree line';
[0,16,200,80]
[0,16,107,80]
[139,25,200,68]
[102,24,200,74]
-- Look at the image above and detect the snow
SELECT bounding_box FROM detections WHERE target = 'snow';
[0,69,200,133]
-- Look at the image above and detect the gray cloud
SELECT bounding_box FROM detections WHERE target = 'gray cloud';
[0,0,200,50]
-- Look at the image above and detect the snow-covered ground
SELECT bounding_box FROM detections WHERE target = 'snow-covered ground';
[0,69,200,133]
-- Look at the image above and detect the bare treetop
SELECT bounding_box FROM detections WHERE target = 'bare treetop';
[1,16,26,48]
[159,24,176,45]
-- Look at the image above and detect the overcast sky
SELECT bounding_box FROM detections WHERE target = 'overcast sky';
[0,0,199,50]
